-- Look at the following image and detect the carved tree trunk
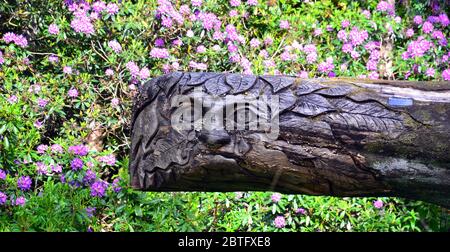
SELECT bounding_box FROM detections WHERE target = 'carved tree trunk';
[129,72,450,207]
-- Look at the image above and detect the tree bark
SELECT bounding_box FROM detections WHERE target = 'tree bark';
[129,72,450,207]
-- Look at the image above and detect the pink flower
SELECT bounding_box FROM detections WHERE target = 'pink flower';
[368,71,379,80]
[191,0,202,7]
[3,33,28,47]
[426,68,435,77]
[314,28,322,36]
[247,0,258,6]
[366,60,378,71]
[303,44,316,54]
[92,1,107,12]
[63,66,73,74]
[51,164,62,173]
[337,30,347,41]
[350,50,360,59]
[37,144,48,154]
[2,32,16,43]
[341,20,350,28]
[34,120,44,129]
[139,67,150,80]
[280,20,290,30]
[271,193,281,203]
[37,98,48,108]
[161,16,173,28]
[189,61,207,70]
[250,38,261,48]
[405,28,414,38]
[439,13,449,27]
[348,27,368,46]
[362,10,371,19]
[99,154,116,166]
[8,95,18,104]
[413,15,423,25]
[171,62,180,70]
[71,16,95,35]
[106,3,119,14]
[48,55,59,63]
[422,21,433,34]
[443,69,450,81]
[295,208,307,215]
[264,38,273,46]
[317,57,335,73]
[274,216,286,228]
[431,30,444,40]
[105,69,114,76]
[172,39,183,46]
[306,52,317,64]
[186,30,194,37]
[11,33,28,47]
[229,10,238,17]
[406,37,433,58]
[376,1,395,15]
[51,144,64,153]
[298,71,308,78]
[150,48,170,59]
[196,45,206,53]
[68,88,79,98]
[373,199,383,209]
[108,40,122,53]
[111,98,120,107]
[126,61,140,77]
[342,43,352,53]
[229,0,241,7]
[48,24,60,35]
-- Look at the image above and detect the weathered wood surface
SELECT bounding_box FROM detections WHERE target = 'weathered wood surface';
[130,72,450,207]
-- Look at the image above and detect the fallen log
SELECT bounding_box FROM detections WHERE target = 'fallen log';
[129,72,450,207]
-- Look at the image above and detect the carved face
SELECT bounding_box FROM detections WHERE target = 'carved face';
[130,78,279,189]
[130,72,411,193]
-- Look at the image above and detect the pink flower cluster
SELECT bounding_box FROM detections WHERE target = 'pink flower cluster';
[108,40,122,53]
[279,20,290,30]
[98,154,116,166]
[189,61,208,70]
[376,1,395,16]
[405,36,433,58]
[157,0,185,28]
[68,1,119,35]
[317,57,335,73]
[150,48,170,59]
[48,24,60,35]
[2,32,28,48]
[126,61,150,80]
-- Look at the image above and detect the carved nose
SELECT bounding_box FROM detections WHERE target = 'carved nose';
[198,129,231,146]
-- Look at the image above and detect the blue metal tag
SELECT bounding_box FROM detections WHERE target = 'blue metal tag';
[388,97,413,107]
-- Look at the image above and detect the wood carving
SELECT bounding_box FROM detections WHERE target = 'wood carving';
[130,72,450,207]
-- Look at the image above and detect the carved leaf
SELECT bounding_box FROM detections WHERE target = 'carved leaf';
[292,94,335,116]
[186,72,217,86]
[156,72,184,95]
[226,74,257,94]
[326,99,403,132]
[296,80,326,95]
[261,76,295,92]
[205,75,230,95]
[314,85,353,96]
[278,89,297,111]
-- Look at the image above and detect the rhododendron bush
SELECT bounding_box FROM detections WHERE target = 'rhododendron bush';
[0,0,448,231]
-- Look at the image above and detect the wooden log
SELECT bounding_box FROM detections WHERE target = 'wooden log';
[129,72,450,207]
